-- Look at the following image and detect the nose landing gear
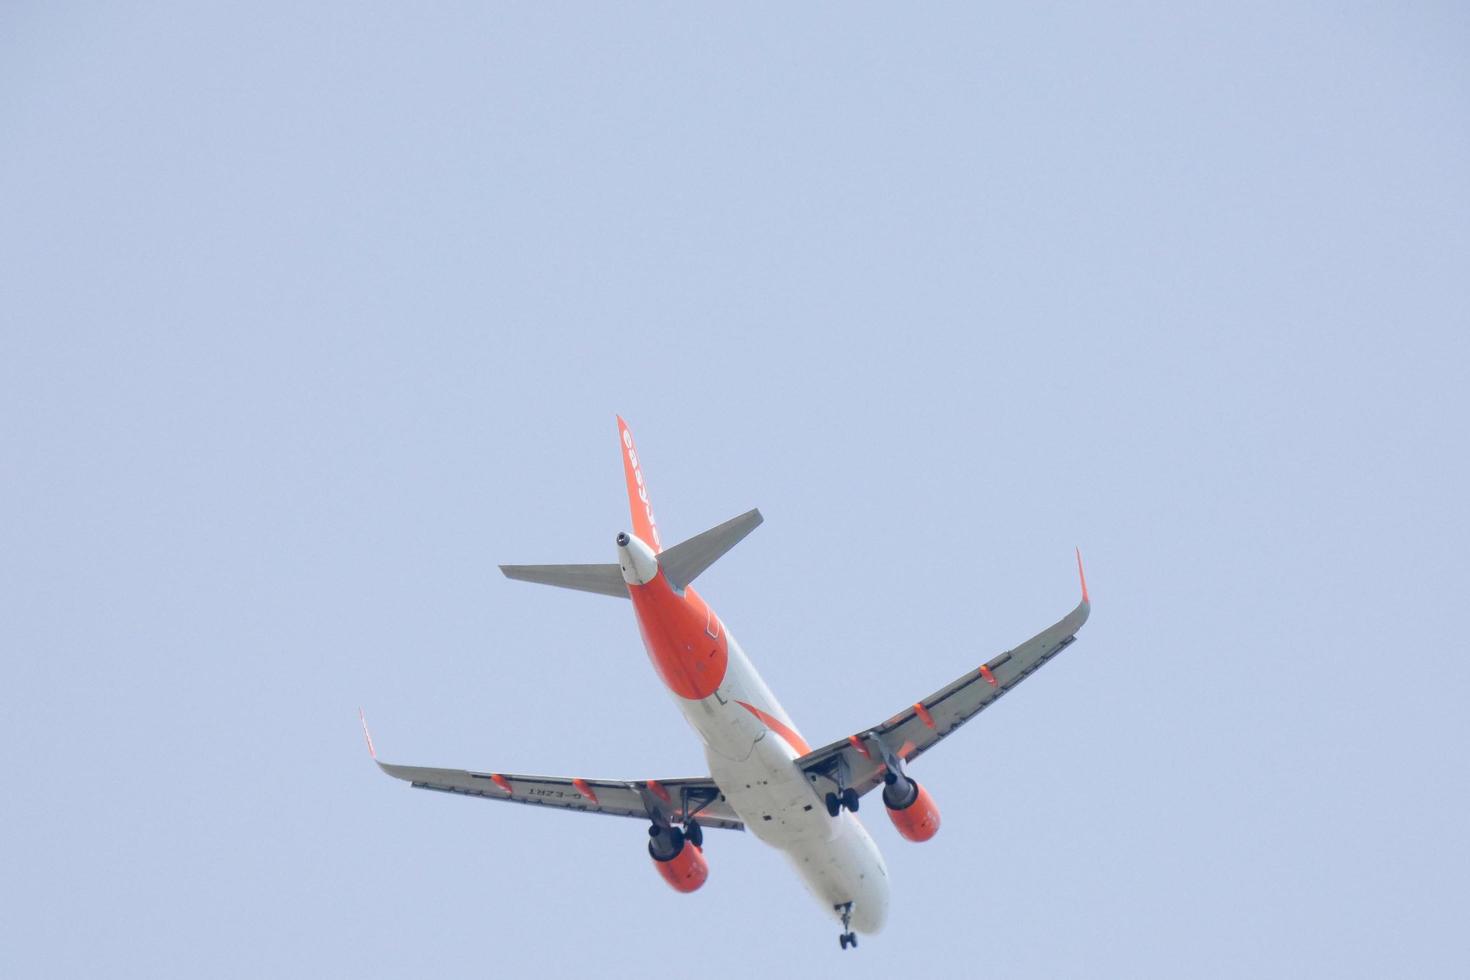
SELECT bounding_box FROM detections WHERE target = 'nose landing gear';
[835,902,858,950]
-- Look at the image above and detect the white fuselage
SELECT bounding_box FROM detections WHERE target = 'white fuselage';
[617,533,889,933]
[690,629,889,934]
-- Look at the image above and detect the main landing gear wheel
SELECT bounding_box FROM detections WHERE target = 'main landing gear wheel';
[826,788,862,817]
[838,932,858,949]
[684,818,704,848]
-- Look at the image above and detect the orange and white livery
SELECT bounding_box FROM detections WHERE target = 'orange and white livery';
[364,417,1091,949]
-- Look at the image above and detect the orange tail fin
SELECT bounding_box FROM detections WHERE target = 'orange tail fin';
[617,416,663,552]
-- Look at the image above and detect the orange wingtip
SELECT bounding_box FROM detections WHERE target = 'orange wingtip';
[1076,547,1089,604]
[358,708,376,760]
[572,778,599,804]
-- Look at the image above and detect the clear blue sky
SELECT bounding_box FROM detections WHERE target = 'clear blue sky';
[3,3,1467,977]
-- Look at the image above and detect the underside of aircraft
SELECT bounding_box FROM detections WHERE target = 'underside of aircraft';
[364,418,1090,948]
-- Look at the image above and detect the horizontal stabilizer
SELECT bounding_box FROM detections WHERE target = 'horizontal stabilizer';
[499,563,628,598]
[659,508,763,592]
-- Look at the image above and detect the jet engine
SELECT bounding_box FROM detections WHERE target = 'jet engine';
[648,824,708,893]
[883,772,941,842]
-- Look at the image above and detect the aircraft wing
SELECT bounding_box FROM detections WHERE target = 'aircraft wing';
[796,557,1091,799]
[361,717,744,831]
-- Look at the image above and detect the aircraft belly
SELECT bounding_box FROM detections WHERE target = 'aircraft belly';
[706,735,831,847]
[664,624,890,930]
[679,694,758,761]
[675,630,779,763]
[782,819,890,934]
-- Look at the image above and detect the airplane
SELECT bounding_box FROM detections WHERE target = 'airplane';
[361,417,1091,949]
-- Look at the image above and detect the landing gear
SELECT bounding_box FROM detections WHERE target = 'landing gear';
[651,818,703,855]
[825,788,861,817]
[835,902,858,950]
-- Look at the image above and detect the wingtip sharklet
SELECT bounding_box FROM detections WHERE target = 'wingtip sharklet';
[359,707,377,761]
[1075,547,1089,605]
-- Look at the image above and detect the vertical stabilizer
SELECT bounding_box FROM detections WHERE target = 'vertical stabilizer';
[617,416,663,552]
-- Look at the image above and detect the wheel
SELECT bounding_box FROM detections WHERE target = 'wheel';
[667,825,684,850]
[841,788,860,813]
[839,934,850,950]
[685,819,704,848]
[847,932,858,948]
[825,793,841,817]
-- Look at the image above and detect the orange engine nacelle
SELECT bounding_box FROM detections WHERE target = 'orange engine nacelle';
[885,780,941,843]
[649,834,708,893]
